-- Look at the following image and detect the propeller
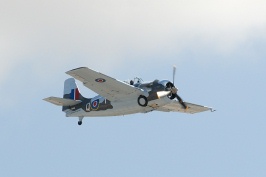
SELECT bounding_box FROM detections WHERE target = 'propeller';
[173,65,176,85]
[168,65,188,109]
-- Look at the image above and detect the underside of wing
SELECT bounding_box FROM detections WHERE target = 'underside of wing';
[66,67,144,101]
[157,100,212,114]
[43,97,82,106]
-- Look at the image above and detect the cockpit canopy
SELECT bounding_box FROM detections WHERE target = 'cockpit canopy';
[133,77,143,85]
[126,78,174,92]
[127,77,144,87]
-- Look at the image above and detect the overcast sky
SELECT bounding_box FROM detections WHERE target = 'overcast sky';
[1,0,266,177]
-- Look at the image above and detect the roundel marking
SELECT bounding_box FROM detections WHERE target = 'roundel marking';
[95,78,106,83]
[91,99,100,110]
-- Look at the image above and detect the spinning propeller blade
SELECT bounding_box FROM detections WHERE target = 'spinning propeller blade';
[173,65,176,85]
[170,65,187,109]
[175,93,187,109]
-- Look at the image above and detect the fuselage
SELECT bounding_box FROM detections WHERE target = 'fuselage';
[64,80,173,117]
[65,93,172,117]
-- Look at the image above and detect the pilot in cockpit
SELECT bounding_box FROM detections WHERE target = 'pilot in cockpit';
[130,77,143,86]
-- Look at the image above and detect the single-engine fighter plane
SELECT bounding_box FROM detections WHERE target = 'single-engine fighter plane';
[44,66,214,125]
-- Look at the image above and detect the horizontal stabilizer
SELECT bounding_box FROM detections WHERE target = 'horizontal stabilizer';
[43,97,82,106]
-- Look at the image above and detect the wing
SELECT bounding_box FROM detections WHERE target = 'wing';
[157,100,213,114]
[43,97,82,106]
[66,67,145,101]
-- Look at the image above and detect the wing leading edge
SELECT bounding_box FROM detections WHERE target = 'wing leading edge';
[66,67,145,101]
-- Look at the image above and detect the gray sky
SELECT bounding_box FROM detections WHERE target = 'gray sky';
[1,0,266,176]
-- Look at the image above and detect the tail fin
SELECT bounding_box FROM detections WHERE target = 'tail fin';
[43,78,83,107]
[63,78,84,100]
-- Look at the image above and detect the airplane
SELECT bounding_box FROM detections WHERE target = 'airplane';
[44,66,214,125]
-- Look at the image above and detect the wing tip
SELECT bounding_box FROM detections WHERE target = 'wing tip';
[66,67,88,74]
[210,108,216,112]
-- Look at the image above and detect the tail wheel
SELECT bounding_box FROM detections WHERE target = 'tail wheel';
[138,95,148,107]
[78,116,83,126]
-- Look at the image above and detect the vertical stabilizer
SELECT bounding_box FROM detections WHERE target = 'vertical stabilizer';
[63,78,84,100]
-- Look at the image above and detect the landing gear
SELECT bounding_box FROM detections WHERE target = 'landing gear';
[78,116,84,126]
[138,95,148,107]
